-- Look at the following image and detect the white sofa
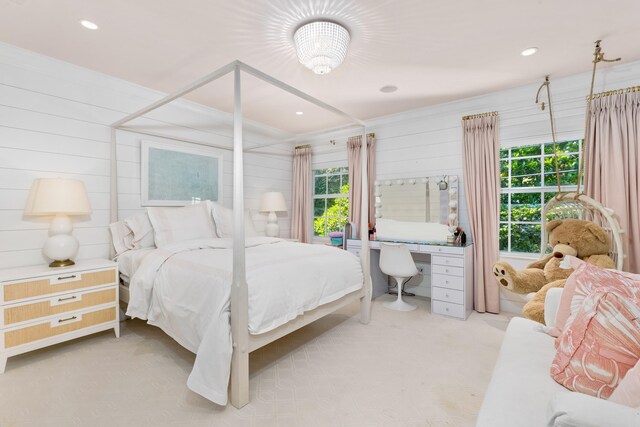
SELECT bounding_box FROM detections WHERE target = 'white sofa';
[476,289,640,427]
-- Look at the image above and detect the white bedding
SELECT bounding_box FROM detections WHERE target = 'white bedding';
[116,247,156,283]
[126,237,363,405]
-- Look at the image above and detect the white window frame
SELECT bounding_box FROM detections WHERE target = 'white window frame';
[500,140,583,256]
[312,166,349,240]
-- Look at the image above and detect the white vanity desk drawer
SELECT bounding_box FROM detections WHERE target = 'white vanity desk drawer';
[432,255,464,268]
[419,245,463,255]
[432,300,465,318]
[347,248,360,258]
[432,287,464,304]
[432,264,464,277]
[432,274,464,291]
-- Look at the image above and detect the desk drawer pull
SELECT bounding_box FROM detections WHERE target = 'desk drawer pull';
[58,316,77,323]
[58,296,77,302]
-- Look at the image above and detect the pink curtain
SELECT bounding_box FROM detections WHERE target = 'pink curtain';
[291,146,312,243]
[584,91,640,272]
[462,115,500,314]
[347,134,376,236]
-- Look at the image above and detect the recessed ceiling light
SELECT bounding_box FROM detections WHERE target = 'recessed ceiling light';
[295,111,304,115]
[521,47,538,57]
[380,85,398,93]
[80,20,99,30]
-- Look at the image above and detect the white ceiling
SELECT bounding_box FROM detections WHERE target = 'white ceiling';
[1,0,639,134]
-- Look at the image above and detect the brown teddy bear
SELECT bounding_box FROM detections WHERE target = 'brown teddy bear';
[493,219,615,324]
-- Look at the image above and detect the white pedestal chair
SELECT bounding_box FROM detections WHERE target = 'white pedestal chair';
[379,242,419,311]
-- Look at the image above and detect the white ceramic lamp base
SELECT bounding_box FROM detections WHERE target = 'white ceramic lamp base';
[43,214,79,267]
[265,211,280,237]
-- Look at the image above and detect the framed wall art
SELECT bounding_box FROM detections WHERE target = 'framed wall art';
[141,140,223,206]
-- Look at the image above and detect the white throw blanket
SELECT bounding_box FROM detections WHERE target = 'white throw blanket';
[126,237,363,405]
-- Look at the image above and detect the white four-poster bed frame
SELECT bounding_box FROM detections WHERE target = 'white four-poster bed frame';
[108,60,372,408]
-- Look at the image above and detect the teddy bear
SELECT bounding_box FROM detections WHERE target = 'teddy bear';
[493,219,615,324]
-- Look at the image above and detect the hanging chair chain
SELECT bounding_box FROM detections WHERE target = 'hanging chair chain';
[576,40,622,194]
[538,41,621,198]
[537,76,562,194]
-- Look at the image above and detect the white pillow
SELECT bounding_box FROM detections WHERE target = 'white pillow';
[109,220,134,256]
[546,391,640,427]
[147,202,216,247]
[124,212,155,248]
[208,201,258,238]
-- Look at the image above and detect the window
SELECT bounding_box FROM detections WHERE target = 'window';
[313,167,349,237]
[500,140,582,254]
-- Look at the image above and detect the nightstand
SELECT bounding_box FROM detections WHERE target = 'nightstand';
[0,259,119,373]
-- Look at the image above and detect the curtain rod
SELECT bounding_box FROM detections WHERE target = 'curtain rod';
[587,85,640,100]
[348,132,376,138]
[462,111,498,120]
[294,132,375,150]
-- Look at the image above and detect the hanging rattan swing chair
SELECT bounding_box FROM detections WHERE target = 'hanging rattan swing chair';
[536,40,625,271]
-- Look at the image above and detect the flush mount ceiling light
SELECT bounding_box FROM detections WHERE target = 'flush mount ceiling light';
[521,47,538,56]
[80,20,99,30]
[294,21,350,75]
[295,111,304,115]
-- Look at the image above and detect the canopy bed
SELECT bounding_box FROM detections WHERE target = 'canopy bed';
[108,61,373,408]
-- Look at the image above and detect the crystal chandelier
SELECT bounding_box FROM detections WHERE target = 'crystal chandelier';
[293,21,350,75]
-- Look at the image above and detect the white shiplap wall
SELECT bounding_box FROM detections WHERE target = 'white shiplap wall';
[305,59,640,311]
[0,42,292,269]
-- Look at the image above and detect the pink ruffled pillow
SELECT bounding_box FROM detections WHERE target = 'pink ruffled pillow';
[610,359,640,408]
[551,284,640,398]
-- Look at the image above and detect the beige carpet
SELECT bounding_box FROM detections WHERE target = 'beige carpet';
[0,297,512,427]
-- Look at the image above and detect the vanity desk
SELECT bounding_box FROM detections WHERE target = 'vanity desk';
[346,239,473,320]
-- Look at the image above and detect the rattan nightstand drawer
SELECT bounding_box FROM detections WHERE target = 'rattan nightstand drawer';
[2,269,116,303]
[3,306,117,349]
[3,287,116,327]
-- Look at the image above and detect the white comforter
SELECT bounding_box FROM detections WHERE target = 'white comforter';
[126,237,363,405]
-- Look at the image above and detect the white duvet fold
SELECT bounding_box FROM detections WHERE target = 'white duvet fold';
[126,237,363,405]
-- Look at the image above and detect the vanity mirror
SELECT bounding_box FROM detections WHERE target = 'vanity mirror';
[374,175,459,226]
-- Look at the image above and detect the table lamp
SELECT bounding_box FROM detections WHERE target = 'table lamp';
[259,191,287,237]
[25,178,92,267]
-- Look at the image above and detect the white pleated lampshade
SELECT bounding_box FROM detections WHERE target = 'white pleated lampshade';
[25,178,92,215]
[259,192,287,213]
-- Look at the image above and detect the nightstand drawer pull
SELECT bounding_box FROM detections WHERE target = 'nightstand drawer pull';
[57,275,77,281]
[58,316,77,323]
[58,296,77,302]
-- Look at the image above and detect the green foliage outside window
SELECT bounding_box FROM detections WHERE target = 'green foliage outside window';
[500,140,582,254]
[313,167,349,237]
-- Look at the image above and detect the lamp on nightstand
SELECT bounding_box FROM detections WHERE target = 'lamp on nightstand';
[25,178,92,268]
[259,191,287,237]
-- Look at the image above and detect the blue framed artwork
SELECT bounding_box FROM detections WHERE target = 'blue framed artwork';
[141,141,223,206]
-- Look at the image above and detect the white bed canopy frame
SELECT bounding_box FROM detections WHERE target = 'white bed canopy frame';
[109,60,372,408]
